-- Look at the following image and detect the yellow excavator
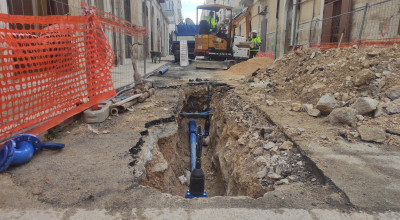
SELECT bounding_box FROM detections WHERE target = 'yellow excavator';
[194,4,235,69]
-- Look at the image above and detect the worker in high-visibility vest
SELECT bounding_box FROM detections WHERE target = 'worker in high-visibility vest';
[205,11,216,33]
[249,30,262,58]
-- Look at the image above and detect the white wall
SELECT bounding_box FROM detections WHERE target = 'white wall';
[0,0,7,14]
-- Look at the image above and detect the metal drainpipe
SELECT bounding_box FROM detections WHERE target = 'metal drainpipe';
[144,0,151,75]
[308,0,316,44]
[273,0,280,59]
[290,0,298,46]
[118,0,123,65]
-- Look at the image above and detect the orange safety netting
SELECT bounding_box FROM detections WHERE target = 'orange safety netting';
[256,52,274,59]
[310,38,400,50]
[91,7,146,37]
[0,13,116,142]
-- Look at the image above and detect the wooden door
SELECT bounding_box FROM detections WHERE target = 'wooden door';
[321,2,334,43]
[339,0,352,42]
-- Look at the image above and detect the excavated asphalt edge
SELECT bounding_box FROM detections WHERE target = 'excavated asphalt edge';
[234,93,355,210]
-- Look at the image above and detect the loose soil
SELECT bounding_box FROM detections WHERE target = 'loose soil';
[217,57,273,76]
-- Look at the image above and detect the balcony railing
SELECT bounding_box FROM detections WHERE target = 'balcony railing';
[161,0,174,11]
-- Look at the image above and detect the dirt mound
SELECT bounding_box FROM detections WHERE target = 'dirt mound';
[218,57,273,76]
[243,45,400,146]
[251,46,400,104]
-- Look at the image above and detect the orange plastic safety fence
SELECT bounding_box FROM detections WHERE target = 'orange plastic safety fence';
[0,13,116,142]
[358,38,400,48]
[92,8,147,37]
[256,52,274,59]
[309,41,357,50]
[310,38,400,50]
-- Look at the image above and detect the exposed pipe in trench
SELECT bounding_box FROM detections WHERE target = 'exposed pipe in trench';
[189,120,197,172]
[186,122,207,198]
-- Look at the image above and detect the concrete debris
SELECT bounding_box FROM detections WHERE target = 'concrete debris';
[185,170,191,185]
[255,156,268,165]
[203,136,210,146]
[310,52,316,59]
[386,128,400,136]
[349,131,360,138]
[279,141,293,151]
[151,161,168,173]
[351,97,378,115]
[374,103,385,118]
[320,135,328,140]
[264,142,276,150]
[102,130,111,134]
[291,103,302,112]
[268,172,283,180]
[386,99,400,115]
[257,167,267,179]
[382,71,392,76]
[297,128,305,133]
[87,124,100,134]
[367,50,380,57]
[328,107,358,125]
[301,104,313,112]
[353,69,374,86]
[357,125,386,143]
[385,86,400,100]
[356,115,364,121]
[253,147,264,156]
[316,94,338,115]
[307,109,321,117]
[275,179,289,185]
[266,100,275,106]
[263,127,274,134]
[178,175,187,185]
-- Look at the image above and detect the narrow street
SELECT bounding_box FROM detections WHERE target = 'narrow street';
[1,57,400,219]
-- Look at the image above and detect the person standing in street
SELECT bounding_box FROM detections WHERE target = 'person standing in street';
[249,30,261,58]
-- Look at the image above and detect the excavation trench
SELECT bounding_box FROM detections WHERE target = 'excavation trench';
[139,85,318,198]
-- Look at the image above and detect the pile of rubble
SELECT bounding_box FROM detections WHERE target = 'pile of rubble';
[210,92,316,198]
[246,46,400,145]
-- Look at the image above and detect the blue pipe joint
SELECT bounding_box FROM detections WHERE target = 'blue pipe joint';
[185,190,207,199]
[0,134,65,172]
[159,67,169,75]
[0,140,16,172]
[189,120,197,171]
[12,141,35,165]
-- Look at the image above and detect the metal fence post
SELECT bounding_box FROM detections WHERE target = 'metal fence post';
[144,36,147,75]
[358,3,369,47]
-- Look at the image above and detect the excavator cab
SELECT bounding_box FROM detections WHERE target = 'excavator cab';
[195,4,233,60]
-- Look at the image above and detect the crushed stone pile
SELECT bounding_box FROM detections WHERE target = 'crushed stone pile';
[245,46,400,145]
[250,46,400,104]
[217,57,273,76]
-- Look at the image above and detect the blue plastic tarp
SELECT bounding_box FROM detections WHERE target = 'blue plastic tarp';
[175,25,199,36]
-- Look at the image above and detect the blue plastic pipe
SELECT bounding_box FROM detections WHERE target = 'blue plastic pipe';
[12,141,34,165]
[0,134,64,172]
[180,109,216,116]
[159,67,169,75]
[189,120,197,171]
